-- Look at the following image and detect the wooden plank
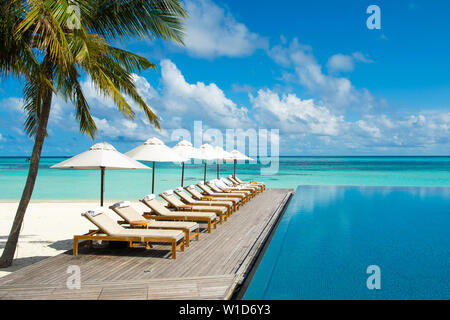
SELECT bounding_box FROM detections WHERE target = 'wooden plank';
[0,189,293,299]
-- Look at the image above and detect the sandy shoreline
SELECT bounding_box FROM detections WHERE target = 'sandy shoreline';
[0,200,151,278]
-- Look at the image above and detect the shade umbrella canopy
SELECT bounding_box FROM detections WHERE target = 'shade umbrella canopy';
[198,144,219,183]
[224,149,254,178]
[225,149,254,161]
[172,140,203,187]
[51,142,150,205]
[126,137,186,162]
[213,146,233,179]
[125,137,187,193]
[198,143,218,160]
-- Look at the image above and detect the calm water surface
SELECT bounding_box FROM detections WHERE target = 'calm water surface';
[0,156,449,199]
[244,186,450,299]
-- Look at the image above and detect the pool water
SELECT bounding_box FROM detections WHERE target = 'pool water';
[244,186,450,299]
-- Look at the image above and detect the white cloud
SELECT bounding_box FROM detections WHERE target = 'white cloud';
[251,89,343,136]
[45,59,253,144]
[327,52,373,74]
[356,119,382,138]
[248,88,450,153]
[159,59,252,128]
[183,0,267,58]
[269,38,378,112]
[4,97,24,113]
[352,52,374,64]
[327,54,355,73]
[1,58,449,155]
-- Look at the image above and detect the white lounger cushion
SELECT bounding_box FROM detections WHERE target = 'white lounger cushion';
[144,194,155,201]
[143,198,217,221]
[220,177,233,186]
[113,205,199,231]
[83,211,184,241]
[86,207,104,216]
[110,201,131,209]
[214,179,229,189]
[162,190,174,196]
[118,228,184,242]
[147,220,199,232]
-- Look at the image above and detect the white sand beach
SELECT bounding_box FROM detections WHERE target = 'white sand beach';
[0,200,151,278]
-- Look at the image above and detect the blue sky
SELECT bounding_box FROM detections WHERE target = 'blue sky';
[0,0,449,156]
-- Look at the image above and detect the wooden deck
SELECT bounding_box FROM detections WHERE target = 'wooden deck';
[0,188,293,300]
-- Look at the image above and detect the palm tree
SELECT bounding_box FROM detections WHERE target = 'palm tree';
[0,0,187,267]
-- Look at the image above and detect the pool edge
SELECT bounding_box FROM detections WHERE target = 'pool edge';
[231,190,294,300]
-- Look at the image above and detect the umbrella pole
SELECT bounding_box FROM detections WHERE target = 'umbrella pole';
[181,162,185,187]
[234,159,236,179]
[217,161,219,179]
[100,166,105,206]
[152,161,155,194]
[204,161,207,184]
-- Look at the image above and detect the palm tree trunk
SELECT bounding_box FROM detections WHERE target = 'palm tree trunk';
[0,65,53,268]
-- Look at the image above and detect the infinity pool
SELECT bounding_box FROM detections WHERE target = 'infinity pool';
[244,186,450,299]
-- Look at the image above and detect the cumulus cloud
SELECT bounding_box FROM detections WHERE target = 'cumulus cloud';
[248,88,450,154]
[327,52,373,74]
[1,59,449,155]
[327,54,355,73]
[158,59,252,128]
[268,38,378,112]
[35,59,253,144]
[251,89,343,136]
[183,0,267,58]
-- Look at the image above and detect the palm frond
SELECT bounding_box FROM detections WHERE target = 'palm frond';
[16,0,73,69]
[84,0,186,44]
[2,0,187,139]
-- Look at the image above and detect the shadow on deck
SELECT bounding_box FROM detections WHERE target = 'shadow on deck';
[0,188,293,300]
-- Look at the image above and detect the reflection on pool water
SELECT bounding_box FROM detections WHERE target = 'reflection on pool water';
[244,186,450,300]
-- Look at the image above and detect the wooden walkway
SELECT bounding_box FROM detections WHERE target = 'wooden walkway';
[0,188,293,300]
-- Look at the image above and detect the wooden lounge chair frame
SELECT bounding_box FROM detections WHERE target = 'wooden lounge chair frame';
[196,183,249,203]
[184,186,242,210]
[111,205,200,247]
[228,175,265,192]
[73,229,184,259]
[219,178,260,196]
[174,188,236,213]
[233,176,266,191]
[207,181,254,200]
[140,199,217,233]
[160,192,229,224]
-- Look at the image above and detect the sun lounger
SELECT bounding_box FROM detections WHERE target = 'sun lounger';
[109,201,200,246]
[185,184,242,209]
[232,175,266,191]
[173,187,236,213]
[74,208,185,259]
[197,181,249,203]
[220,177,260,194]
[207,180,254,199]
[160,190,229,224]
[140,195,217,233]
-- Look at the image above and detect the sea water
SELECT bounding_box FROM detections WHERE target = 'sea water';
[0,156,449,200]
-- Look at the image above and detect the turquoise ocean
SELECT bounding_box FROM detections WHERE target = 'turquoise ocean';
[0,156,449,200]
